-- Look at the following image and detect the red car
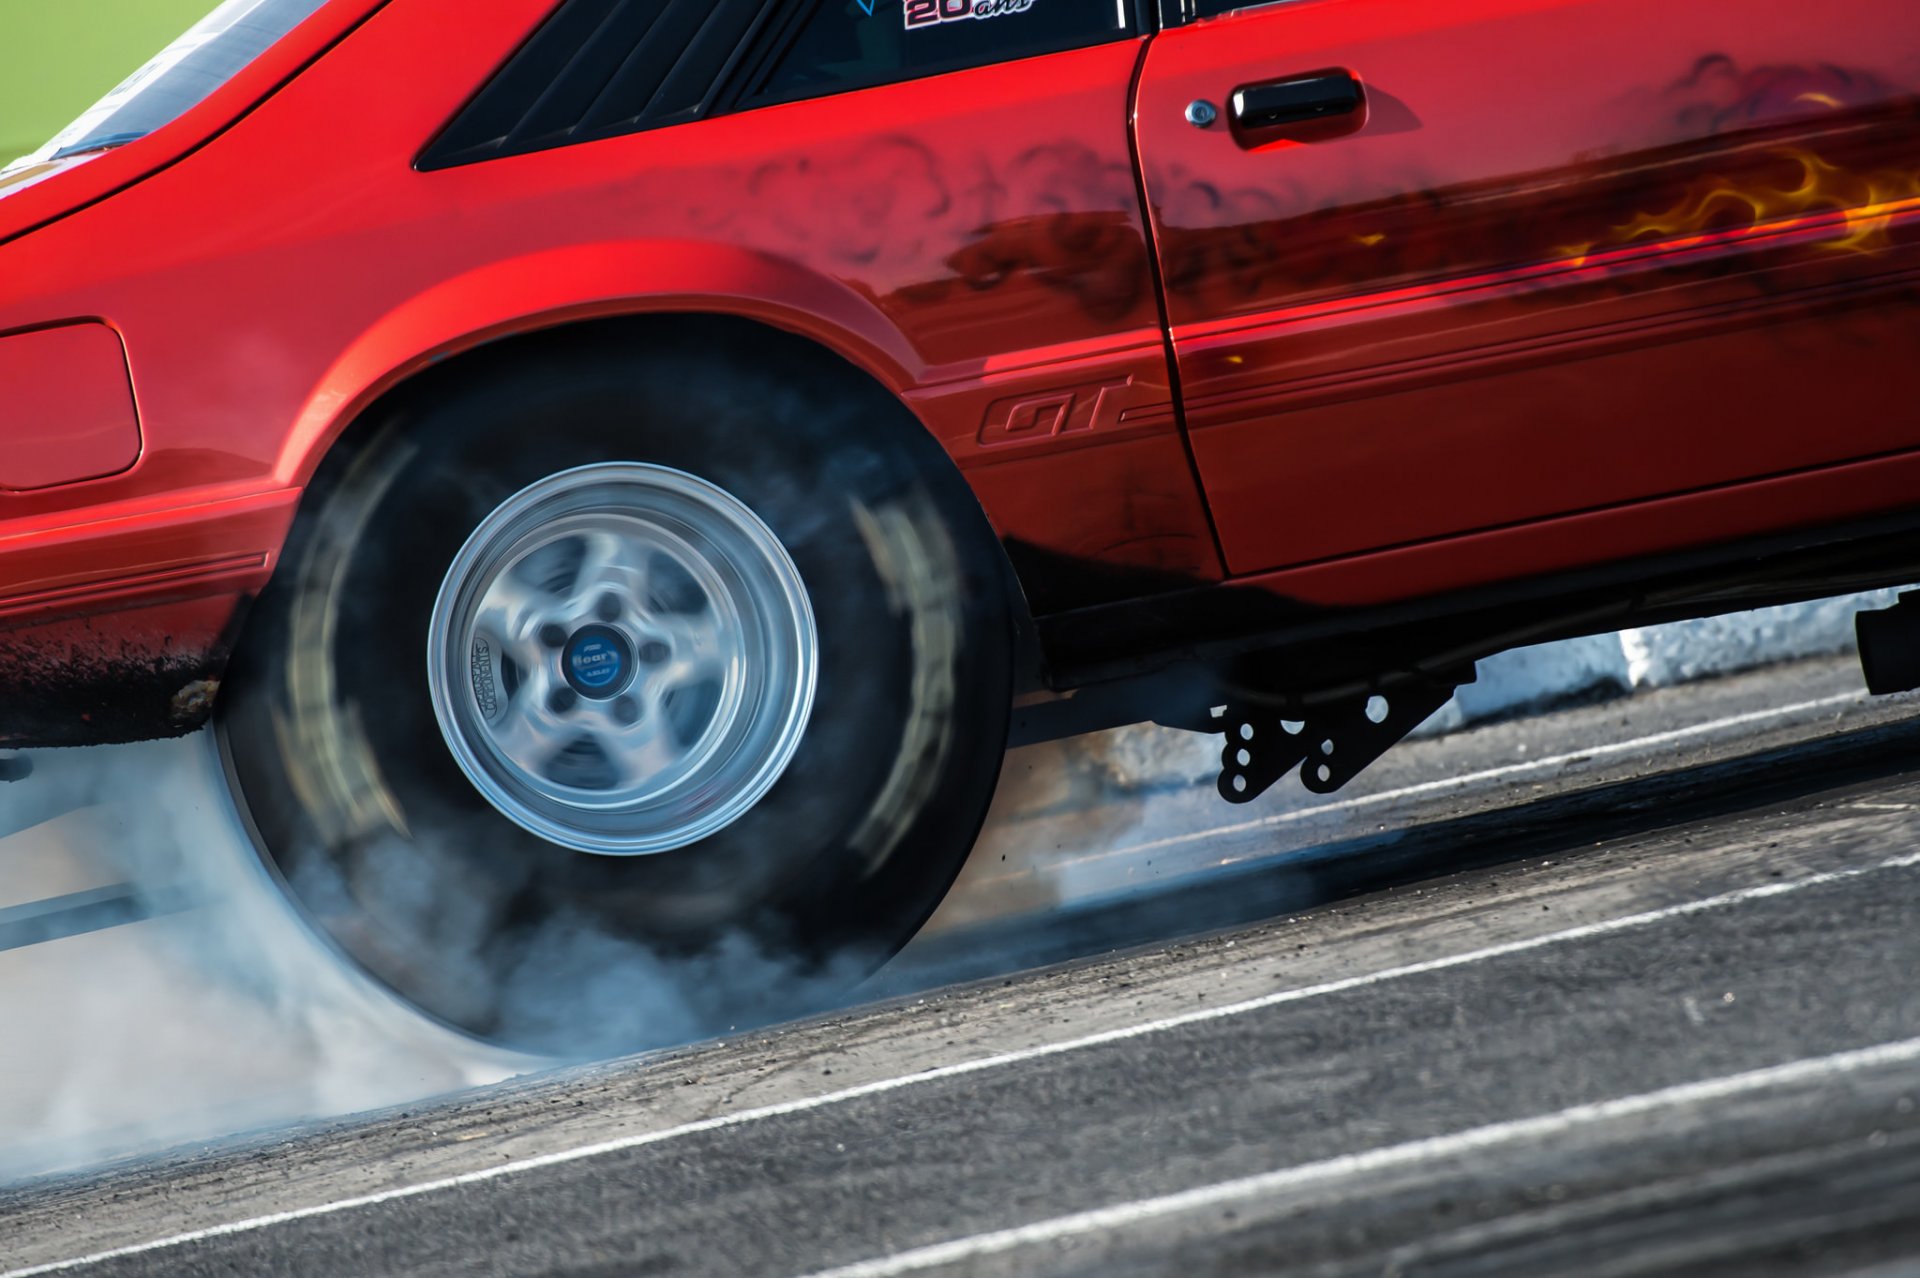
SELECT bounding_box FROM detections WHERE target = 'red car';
[3,0,1917,1048]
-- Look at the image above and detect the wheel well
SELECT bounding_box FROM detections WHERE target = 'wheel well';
[285,311,1045,686]
[310,313,891,487]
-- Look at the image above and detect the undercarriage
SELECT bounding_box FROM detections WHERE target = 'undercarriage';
[1014,510,1920,805]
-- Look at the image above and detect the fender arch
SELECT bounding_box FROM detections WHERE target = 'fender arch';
[276,239,926,488]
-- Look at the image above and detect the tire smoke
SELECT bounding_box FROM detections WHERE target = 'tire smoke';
[0,733,529,1185]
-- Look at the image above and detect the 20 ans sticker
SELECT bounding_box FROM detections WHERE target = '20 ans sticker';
[904,0,1037,28]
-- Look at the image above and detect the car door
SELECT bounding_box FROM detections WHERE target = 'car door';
[1132,0,1920,577]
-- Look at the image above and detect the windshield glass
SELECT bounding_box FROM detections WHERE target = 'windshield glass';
[4,0,328,174]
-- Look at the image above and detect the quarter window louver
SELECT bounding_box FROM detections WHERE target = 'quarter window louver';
[419,0,780,169]
[421,0,1143,170]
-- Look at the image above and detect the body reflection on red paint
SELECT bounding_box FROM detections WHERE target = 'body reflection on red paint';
[1136,0,1920,578]
[0,0,1918,744]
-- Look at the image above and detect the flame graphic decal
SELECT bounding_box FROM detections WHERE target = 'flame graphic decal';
[1562,147,1920,265]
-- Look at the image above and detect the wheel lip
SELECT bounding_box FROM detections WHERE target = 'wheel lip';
[426,462,818,857]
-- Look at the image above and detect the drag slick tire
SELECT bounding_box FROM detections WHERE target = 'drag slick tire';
[221,323,1012,1055]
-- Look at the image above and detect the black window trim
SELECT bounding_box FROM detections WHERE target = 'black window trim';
[418,0,1162,171]
[731,1,1154,115]
[1172,0,1315,25]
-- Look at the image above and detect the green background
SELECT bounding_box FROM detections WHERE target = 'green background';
[0,1,213,163]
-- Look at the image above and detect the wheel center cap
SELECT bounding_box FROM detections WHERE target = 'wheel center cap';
[563,624,634,699]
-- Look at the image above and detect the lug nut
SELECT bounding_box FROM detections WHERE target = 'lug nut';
[612,696,642,725]
[549,687,579,714]
[596,594,623,622]
[539,623,569,649]
[638,640,670,664]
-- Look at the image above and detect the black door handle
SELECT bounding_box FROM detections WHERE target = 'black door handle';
[1230,70,1365,131]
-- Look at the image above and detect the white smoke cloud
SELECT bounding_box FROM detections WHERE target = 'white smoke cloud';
[0,733,531,1184]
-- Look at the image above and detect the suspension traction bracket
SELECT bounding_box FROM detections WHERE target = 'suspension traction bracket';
[1856,590,1920,696]
[1216,668,1472,804]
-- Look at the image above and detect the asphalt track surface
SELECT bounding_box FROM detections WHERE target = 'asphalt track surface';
[8,663,1920,1275]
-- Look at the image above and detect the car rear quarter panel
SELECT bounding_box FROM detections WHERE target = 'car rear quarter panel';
[0,0,1223,741]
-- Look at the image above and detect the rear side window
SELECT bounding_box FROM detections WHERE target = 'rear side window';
[421,0,774,168]
[754,1,1134,103]
[421,0,1138,169]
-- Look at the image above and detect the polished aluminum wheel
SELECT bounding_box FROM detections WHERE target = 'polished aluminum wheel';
[427,463,817,855]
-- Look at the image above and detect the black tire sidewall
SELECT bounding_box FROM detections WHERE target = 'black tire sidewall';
[223,329,1011,1045]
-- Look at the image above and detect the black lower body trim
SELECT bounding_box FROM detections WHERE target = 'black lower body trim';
[1034,507,1920,697]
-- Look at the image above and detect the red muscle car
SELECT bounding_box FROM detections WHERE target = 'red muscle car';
[3,0,1917,1048]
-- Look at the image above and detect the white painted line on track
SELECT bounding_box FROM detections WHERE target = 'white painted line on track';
[7,839,1916,1278]
[1104,690,1863,861]
[798,1032,1920,1278]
